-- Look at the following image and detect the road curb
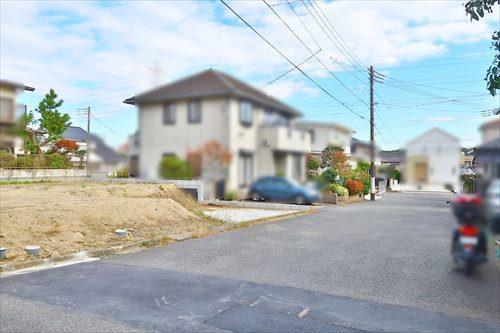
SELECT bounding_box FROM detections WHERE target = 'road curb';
[0,233,190,274]
[203,199,318,211]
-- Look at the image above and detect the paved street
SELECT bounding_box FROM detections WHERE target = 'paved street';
[1,192,499,332]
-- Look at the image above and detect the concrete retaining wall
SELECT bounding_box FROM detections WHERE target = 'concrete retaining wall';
[91,175,204,202]
[0,168,87,181]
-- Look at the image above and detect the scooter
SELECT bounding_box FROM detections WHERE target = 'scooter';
[451,195,488,276]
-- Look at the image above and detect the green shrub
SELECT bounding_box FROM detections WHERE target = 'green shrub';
[391,169,401,182]
[321,168,338,184]
[461,174,474,193]
[0,151,16,168]
[15,156,34,168]
[32,155,47,168]
[45,153,71,169]
[357,161,371,173]
[307,157,320,171]
[224,191,238,201]
[329,183,348,197]
[158,155,192,180]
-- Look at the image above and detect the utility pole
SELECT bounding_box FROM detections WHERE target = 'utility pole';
[86,106,90,176]
[77,106,91,176]
[369,66,376,201]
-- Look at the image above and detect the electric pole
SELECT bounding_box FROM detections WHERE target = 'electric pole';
[86,106,90,176]
[369,66,376,201]
[77,106,91,176]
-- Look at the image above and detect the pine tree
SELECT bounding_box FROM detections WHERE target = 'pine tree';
[37,89,71,144]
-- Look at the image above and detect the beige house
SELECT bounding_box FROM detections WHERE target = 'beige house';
[294,120,353,156]
[124,69,310,198]
[0,80,35,153]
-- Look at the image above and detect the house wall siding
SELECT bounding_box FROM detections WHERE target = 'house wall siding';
[139,97,230,179]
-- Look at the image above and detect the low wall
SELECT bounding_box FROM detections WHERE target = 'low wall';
[0,168,87,181]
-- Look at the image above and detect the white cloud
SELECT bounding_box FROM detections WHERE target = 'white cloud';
[0,0,497,146]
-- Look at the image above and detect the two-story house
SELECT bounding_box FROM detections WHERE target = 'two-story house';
[294,120,353,156]
[0,80,35,153]
[124,69,310,198]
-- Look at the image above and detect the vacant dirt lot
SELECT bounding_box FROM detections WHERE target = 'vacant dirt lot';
[0,181,220,263]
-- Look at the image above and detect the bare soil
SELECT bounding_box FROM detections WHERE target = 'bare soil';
[0,181,219,263]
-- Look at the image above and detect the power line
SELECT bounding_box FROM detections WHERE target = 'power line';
[90,112,120,135]
[220,0,367,121]
[263,0,370,108]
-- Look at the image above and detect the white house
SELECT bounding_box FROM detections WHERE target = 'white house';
[294,120,353,156]
[405,128,461,191]
[123,69,311,198]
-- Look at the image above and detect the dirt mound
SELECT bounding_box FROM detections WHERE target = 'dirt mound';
[0,181,213,263]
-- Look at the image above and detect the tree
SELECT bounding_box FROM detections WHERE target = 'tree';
[320,144,344,168]
[37,89,71,145]
[76,149,87,168]
[465,0,499,96]
[53,139,79,154]
[187,141,232,180]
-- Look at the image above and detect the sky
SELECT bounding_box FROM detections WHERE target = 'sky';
[1,0,499,150]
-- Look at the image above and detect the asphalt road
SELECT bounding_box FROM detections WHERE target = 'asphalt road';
[1,192,499,332]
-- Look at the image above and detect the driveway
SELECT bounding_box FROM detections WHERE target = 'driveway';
[1,192,499,332]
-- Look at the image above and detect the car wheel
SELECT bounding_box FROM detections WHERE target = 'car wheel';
[251,192,261,202]
[295,195,306,205]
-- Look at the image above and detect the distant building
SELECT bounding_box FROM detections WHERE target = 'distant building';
[381,149,405,168]
[350,138,381,166]
[405,128,461,191]
[0,80,35,154]
[479,118,500,144]
[474,118,500,182]
[61,126,125,173]
[294,120,354,156]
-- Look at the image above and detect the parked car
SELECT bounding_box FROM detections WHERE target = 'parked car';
[249,176,320,205]
[486,179,500,234]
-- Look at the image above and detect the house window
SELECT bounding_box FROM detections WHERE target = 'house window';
[188,101,202,124]
[162,152,176,159]
[239,101,253,126]
[238,151,253,187]
[292,153,302,181]
[163,103,176,125]
[309,129,315,143]
[0,97,14,122]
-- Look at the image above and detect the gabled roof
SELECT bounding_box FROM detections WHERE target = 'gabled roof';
[0,79,35,91]
[475,138,500,164]
[406,127,459,146]
[294,120,353,134]
[123,69,301,117]
[63,126,88,141]
[479,118,500,131]
[62,126,123,163]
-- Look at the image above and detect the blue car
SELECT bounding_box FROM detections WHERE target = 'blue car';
[249,176,320,205]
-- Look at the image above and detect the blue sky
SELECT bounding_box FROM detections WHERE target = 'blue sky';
[1,0,498,150]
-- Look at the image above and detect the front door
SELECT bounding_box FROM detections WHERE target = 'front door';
[415,162,428,183]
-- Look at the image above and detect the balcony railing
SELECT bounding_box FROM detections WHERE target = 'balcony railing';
[259,126,311,153]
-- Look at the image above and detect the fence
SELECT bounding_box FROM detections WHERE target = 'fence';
[0,168,87,181]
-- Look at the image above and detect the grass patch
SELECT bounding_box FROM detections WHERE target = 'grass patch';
[0,180,56,186]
